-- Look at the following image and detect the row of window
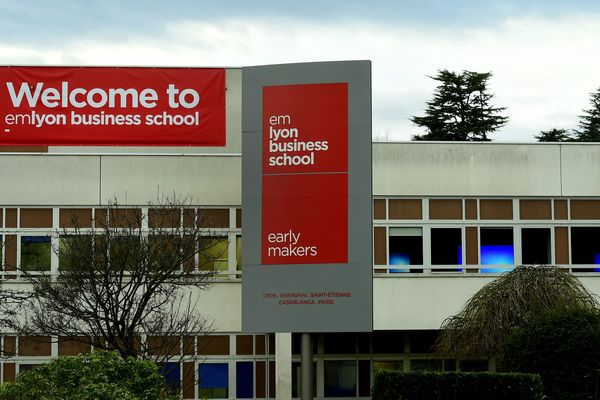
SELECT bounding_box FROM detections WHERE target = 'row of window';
[4,226,600,274]
[0,235,242,274]
[379,226,600,271]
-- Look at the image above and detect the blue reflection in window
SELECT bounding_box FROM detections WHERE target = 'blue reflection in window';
[389,253,410,273]
[199,363,228,398]
[481,245,514,273]
[157,362,180,392]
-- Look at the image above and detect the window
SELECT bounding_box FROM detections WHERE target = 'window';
[236,361,253,398]
[148,235,181,270]
[198,363,228,399]
[431,228,462,270]
[480,228,514,272]
[410,359,442,371]
[157,362,181,394]
[109,237,141,271]
[571,227,600,265]
[20,236,51,271]
[571,227,600,271]
[521,228,551,264]
[373,361,403,372]
[199,237,229,272]
[324,360,357,397]
[59,235,92,271]
[236,236,242,271]
[389,227,422,272]
[292,361,316,398]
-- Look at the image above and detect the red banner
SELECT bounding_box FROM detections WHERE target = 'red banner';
[262,83,348,265]
[0,67,226,146]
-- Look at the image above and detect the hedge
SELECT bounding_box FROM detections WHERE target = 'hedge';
[0,351,178,400]
[372,371,542,400]
[499,308,600,400]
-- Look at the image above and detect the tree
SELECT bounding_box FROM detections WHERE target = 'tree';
[573,87,600,142]
[435,266,598,359]
[535,128,573,142]
[4,198,221,361]
[499,308,600,400]
[0,351,178,400]
[411,70,508,141]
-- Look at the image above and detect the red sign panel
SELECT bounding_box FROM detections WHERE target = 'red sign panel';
[262,83,348,265]
[0,67,226,146]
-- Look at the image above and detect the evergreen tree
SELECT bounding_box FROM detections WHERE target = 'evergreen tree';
[573,88,600,142]
[411,70,508,141]
[535,128,572,142]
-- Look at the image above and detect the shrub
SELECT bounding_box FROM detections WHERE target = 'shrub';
[0,351,178,400]
[372,370,542,400]
[499,308,600,400]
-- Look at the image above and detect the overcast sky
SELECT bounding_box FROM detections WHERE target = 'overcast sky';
[1,0,599,141]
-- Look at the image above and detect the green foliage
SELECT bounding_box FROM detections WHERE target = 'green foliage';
[535,128,573,142]
[573,88,600,142]
[499,308,600,400]
[411,69,508,141]
[0,351,178,400]
[372,371,542,400]
[436,266,598,359]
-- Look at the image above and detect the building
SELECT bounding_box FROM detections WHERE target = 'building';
[2,67,600,399]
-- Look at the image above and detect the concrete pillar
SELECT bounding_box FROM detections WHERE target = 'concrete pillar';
[275,332,292,400]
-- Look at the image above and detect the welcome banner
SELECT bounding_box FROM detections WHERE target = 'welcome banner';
[0,67,226,146]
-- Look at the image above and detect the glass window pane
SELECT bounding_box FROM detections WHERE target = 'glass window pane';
[157,362,181,394]
[431,228,462,265]
[410,359,442,371]
[389,227,422,272]
[236,236,242,271]
[21,236,51,271]
[521,228,551,264]
[109,237,141,271]
[148,235,181,270]
[199,237,229,272]
[324,360,357,397]
[291,361,316,398]
[199,363,228,399]
[236,361,253,398]
[571,227,600,264]
[480,228,514,272]
[373,360,403,372]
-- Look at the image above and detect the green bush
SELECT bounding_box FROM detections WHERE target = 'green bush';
[372,371,542,400]
[499,308,600,400]
[0,351,178,400]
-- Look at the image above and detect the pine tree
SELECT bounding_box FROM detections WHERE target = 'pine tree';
[411,70,508,141]
[535,128,572,142]
[573,88,600,142]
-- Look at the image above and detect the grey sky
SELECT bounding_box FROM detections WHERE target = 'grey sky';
[1,0,599,141]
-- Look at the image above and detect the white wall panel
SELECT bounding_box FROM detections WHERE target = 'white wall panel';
[374,276,495,330]
[99,155,241,205]
[0,155,100,205]
[373,143,562,197]
[196,282,242,332]
[561,145,600,196]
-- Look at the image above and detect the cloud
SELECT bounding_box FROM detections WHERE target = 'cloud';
[1,14,599,141]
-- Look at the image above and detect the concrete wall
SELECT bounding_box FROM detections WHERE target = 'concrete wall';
[373,142,600,197]
[0,154,240,206]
